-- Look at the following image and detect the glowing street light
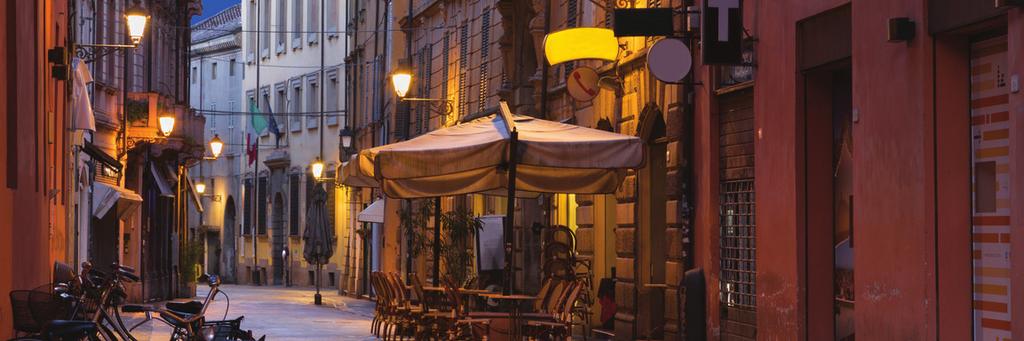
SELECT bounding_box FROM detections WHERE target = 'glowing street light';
[125,3,150,46]
[311,157,326,180]
[390,65,412,98]
[195,182,206,194]
[158,112,175,137]
[209,134,224,159]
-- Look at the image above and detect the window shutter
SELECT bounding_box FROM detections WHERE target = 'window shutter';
[441,33,450,125]
[289,174,300,235]
[243,179,253,235]
[478,10,491,111]
[564,0,578,80]
[458,23,469,118]
[258,176,268,234]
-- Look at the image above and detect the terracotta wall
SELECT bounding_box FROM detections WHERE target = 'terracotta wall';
[0,0,70,338]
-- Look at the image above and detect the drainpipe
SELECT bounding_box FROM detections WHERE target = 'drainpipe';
[539,0,551,119]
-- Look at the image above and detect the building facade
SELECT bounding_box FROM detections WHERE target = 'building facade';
[351,1,1024,341]
[238,0,349,289]
[70,0,203,303]
[0,0,73,338]
[189,3,243,284]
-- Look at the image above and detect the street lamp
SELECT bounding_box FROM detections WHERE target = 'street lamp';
[124,3,150,45]
[339,126,353,153]
[158,112,175,137]
[75,0,149,62]
[391,66,413,99]
[195,182,206,194]
[389,65,453,117]
[209,134,224,159]
[311,157,326,181]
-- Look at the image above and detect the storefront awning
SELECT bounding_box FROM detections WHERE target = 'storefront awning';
[150,164,174,197]
[185,173,204,213]
[357,199,385,223]
[92,183,143,218]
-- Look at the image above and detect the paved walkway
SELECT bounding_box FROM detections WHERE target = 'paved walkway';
[125,285,376,340]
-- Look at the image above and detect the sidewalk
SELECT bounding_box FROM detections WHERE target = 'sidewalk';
[122,284,375,340]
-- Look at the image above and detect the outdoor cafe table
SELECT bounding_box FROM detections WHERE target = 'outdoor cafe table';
[477,293,537,340]
[420,287,493,310]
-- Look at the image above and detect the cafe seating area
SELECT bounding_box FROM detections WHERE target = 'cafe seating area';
[369,271,589,340]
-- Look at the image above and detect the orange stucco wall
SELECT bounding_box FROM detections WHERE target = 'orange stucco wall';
[693,1,1024,340]
[0,0,70,338]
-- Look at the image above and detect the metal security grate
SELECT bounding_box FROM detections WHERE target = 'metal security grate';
[720,179,756,310]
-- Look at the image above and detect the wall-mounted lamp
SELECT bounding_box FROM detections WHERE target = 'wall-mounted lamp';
[311,157,326,181]
[125,3,150,45]
[158,112,175,137]
[208,134,224,159]
[887,17,916,43]
[339,126,354,153]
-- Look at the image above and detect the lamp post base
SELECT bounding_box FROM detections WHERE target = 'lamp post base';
[314,293,323,305]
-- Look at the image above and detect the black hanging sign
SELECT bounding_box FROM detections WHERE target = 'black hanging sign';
[702,0,744,65]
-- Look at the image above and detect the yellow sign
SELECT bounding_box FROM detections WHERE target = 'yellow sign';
[543,28,618,66]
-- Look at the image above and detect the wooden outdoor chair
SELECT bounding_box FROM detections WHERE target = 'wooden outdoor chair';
[525,280,585,340]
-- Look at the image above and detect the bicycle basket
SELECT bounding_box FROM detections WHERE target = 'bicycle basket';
[10,290,42,333]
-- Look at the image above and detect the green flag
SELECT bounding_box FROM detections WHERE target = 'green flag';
[249,99,268,134]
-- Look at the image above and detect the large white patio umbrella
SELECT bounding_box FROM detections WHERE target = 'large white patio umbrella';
[353,101,644,292]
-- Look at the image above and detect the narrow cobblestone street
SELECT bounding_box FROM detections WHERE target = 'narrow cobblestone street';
[126,285,376,341]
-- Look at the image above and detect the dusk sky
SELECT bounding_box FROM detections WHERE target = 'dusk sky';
[192,0,239,24]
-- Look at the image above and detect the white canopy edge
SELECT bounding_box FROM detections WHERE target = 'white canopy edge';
[357,199,385,223]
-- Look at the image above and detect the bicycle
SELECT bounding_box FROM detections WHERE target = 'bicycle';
[22,262,262,341]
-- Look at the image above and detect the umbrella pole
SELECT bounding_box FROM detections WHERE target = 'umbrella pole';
[314,263,322,305]
[504,131,519,294]
[433,197,441,286]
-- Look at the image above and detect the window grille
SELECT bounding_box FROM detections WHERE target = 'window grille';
[720,179,756,310]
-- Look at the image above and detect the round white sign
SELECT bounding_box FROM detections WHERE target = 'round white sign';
[648,38,692,83]
[566,66,600,102]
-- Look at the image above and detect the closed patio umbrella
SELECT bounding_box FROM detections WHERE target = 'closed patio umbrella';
[358,101,644,293]
[302,184,335,305]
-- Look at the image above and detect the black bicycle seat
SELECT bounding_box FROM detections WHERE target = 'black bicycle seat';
[44,320,97,339]
[159,310,200,329]
[166,300,204,315]
[122,304,153,313]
